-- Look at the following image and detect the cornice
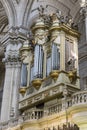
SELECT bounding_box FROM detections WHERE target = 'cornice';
[49,24,80,38]
[1,32,27,48]
[0,26,29,46]
[19,82,79,110]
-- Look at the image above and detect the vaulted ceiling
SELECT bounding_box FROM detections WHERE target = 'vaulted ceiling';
[0,0,81,32]
[0,0,82,53]
[0,2,8,34]
[0,0,83,73]
[28,0,81,27]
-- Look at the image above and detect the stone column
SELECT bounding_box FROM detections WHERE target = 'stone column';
[1,62,13,121]
[85,12,87,42]
[83,7,87,43]
[1,60,21,121]
[0,31,26,121]
[80,2,87,42]
[1,43,21,121]
[11,62,21,118]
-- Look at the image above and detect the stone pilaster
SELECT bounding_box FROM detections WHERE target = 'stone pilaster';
[1,61,21,121]
[1,62,13,121]
[83,5,87,42]
[80,1,87,42]
[0,31,27,121]
[10,62,21,118]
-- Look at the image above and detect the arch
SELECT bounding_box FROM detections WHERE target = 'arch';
[0,0,17,27]
[22,0,34,27]
[16,0,34,27]
[26,0,81,29]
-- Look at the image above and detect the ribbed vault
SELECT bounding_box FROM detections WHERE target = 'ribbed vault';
[0,0,17,27]
[0,2,8,33]
[27,0,81,28]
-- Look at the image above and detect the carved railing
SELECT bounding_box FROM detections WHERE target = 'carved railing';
[46,91,87,116]
[0,109,44,130]
[0,91,87,130]
[44,123,79,130]
[47,103,62,115]
[72,90,87,105]
[47,98,72,116]
[23,109,44,120]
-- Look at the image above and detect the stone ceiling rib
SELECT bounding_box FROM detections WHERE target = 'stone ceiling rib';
[27,0,81,28]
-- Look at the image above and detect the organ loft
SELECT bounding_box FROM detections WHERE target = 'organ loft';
[1,0,87,129]
[19,9,80,129]
[1,0,87,130]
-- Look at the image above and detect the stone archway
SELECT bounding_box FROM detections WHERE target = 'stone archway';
[0,1,9,117]
[26,0,81,29]
[16,0,34,27]
[0,1,8,70]
[0,0,17,27]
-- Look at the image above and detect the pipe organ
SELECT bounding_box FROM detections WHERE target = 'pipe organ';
[19,12,80,109]
[34,44,43,79]
[21,63,27,86]
[51,43,60,70]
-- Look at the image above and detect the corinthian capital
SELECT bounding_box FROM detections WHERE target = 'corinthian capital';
[3,43,22,64]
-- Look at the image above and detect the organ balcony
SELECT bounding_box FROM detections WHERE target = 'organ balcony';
[19,13,80,112]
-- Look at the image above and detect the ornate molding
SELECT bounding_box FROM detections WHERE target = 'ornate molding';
[0,29,28,64]
[19,81,79,110]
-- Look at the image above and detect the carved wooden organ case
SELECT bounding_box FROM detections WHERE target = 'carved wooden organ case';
[19,14,80,100]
